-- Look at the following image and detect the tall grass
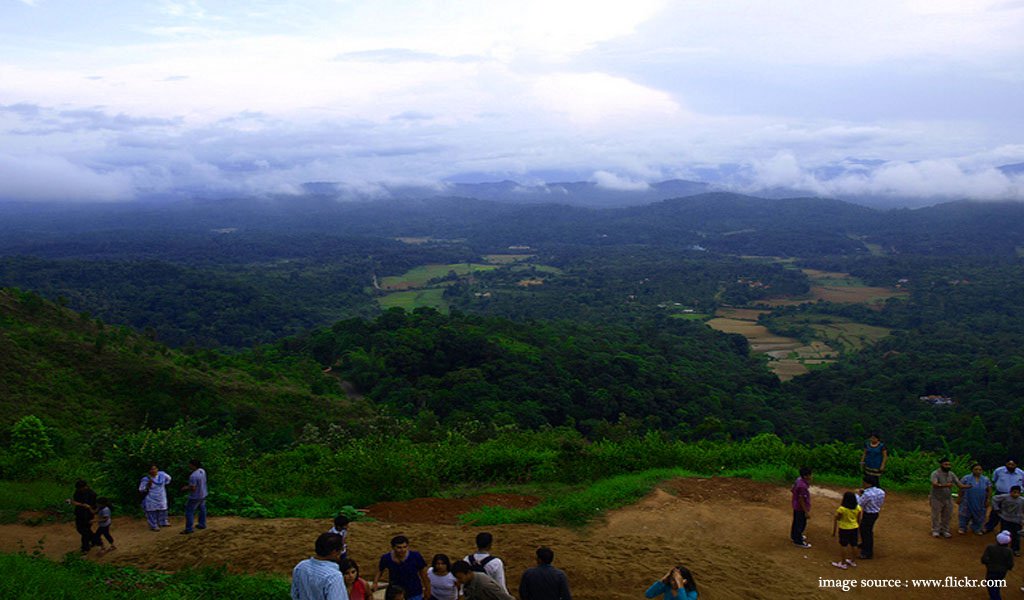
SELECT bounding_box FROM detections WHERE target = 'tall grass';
[5,428,969,522]
[0,480,71,523]
[0,552,290,599]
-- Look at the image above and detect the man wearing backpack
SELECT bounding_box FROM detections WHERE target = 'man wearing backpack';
[464,532,507,593]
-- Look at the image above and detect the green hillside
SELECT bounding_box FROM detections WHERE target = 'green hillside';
[0,288,360,448]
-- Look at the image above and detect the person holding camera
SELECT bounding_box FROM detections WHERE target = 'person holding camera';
[644,565,699,599]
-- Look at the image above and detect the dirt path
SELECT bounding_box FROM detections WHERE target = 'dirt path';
[0,478,1008,599]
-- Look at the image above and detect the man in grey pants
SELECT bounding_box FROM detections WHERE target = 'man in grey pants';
[931,457,966,538]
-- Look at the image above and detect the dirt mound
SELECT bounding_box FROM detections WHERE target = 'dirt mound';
[661,476,778,503]
[0,479,1005,599]
[365,494,539,524]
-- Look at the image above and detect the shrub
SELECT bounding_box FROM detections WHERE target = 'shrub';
[9,416,54,472]
[99,422,241,512]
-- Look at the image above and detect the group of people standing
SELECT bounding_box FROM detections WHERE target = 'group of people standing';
[930,457,1024,599]
[789,433,1024,600]
[291,520,700,600]
[291,528,580,600]
[68,459,209,554]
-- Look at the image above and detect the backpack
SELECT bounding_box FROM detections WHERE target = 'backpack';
[467,554,498,573]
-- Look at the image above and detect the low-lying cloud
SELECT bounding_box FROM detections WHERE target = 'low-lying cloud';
[1,102,1023,204]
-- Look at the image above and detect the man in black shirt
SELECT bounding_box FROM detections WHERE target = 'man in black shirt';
[69,479,98,553]
[518,547,572,600]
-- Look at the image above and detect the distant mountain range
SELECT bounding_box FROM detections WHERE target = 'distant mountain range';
[301,178,714,208]
[296,160,1024,209]
[3,190,1024,258]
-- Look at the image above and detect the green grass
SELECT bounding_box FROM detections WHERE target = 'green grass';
[0,552,289,599]
[458,468,694,526]
[377,288,448,311]
[811,276,868,287]
[0,480,71,524]
[380,263,496,289]
[669,313,709,321]
[809,322,890,352]
[510,263,563,275]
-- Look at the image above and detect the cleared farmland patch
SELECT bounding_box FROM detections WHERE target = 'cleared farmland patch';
[759,268,907,307]
[380,263,497,290]
[378,288,447,311]
[706,313,827,381]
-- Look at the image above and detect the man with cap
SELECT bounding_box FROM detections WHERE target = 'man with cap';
[982,530,1014,600]
[986,459,1024,534]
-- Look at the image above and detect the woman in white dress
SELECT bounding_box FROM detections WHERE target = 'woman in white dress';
[139,464,172,531]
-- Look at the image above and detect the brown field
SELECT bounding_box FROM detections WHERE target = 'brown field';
[706,316,833,381]
[758,269,908,308]
[715,307,769,320]
[516,278,545,287]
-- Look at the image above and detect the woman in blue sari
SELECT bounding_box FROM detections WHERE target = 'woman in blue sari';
[958,463,991,535]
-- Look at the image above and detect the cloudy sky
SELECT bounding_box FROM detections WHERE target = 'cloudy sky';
[1,0,1023,201]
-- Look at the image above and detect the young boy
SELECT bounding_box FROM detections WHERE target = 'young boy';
[993,486,1024,556]
[95,497,116,553]
[326,514,350,560]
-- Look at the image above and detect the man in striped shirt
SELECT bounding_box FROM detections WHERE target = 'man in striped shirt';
[292,533,349,600]
[857,475,886,559]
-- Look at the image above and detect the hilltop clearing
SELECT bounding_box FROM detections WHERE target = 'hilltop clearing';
[0,477,996,599]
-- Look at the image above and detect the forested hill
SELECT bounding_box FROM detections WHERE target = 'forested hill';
[0,288,361,448]
[296,308,780,434]
[0,288,783,442]
[3,194,1024,257]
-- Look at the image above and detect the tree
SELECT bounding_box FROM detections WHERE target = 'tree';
[10,415,54,464]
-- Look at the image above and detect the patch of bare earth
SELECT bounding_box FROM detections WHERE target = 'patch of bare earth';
[0,479,998,599]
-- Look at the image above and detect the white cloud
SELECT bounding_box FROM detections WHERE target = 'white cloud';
[592,170,650,191]
[0,1,1021,202]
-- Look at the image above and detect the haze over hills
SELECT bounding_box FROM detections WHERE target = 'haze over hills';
[289,158,1024,209]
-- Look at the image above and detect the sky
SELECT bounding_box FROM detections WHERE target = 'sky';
[1,0,1023,202]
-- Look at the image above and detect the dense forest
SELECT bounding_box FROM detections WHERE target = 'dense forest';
[3,192,1024,488]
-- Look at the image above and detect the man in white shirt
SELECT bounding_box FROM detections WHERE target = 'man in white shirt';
[987,459,1024,533]
[856,474,886,559]
[465,532,507,592]
[292,533,348,600]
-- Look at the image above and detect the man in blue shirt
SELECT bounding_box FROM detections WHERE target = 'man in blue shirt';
[374,535,430,600]
[986,459,1024,534]
[292,533,348,600]
[180,459,208,534]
